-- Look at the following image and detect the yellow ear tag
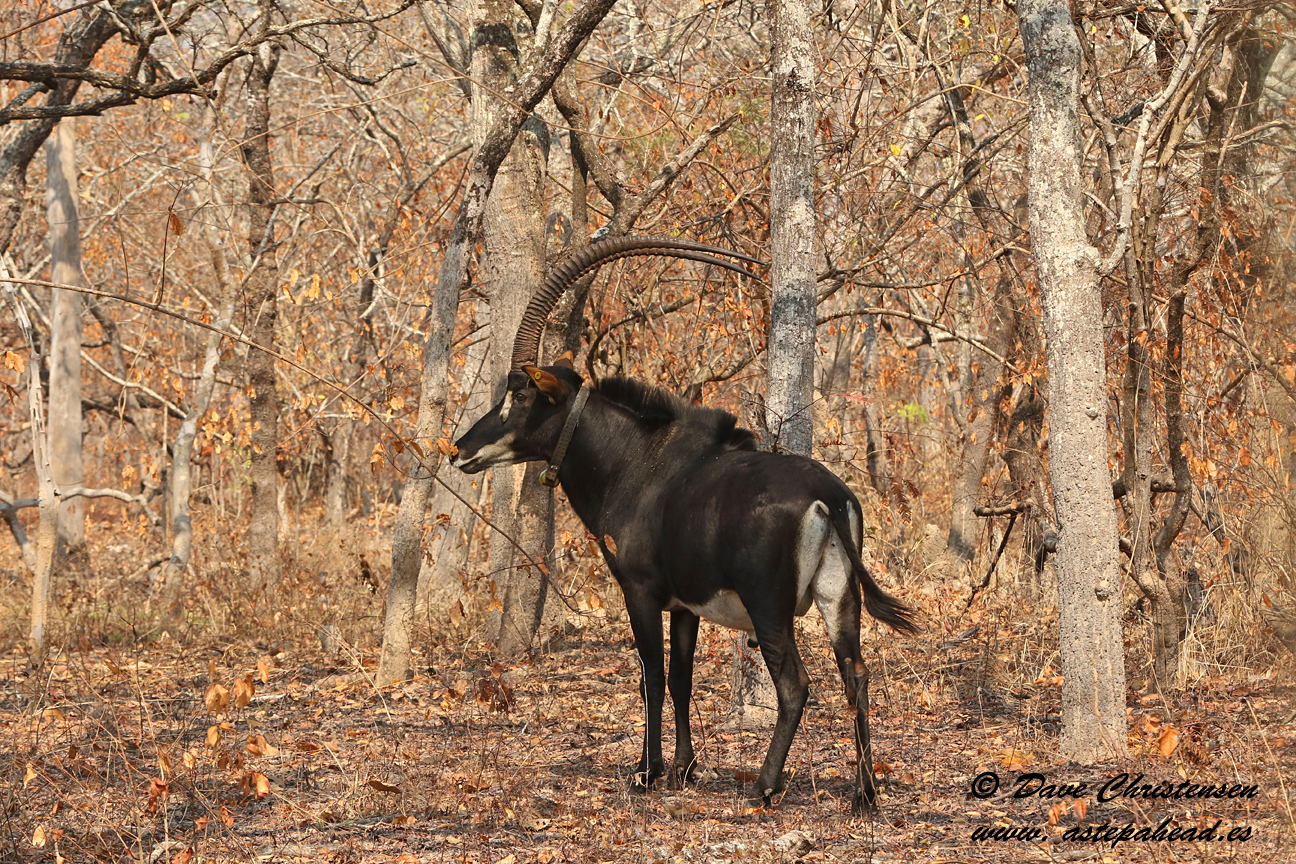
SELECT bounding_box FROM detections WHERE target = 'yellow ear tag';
[532,371,543,382]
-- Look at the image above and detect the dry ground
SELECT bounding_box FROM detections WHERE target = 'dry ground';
[2,592,1293,864]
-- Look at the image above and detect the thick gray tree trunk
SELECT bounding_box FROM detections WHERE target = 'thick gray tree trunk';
[1019,0,1127,761]
[45,120,85,558]
[736,0,819,725]
[417,331,491,618]
[243,42,283,598]
[375,0,620,685]
[764,0,817,455]
[475,0,551,657]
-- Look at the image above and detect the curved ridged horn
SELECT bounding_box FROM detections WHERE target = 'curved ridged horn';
[511,235,765,370]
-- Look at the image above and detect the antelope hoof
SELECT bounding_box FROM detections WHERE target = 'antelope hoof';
[743,778,784,809]
[668,759,697,790]
[630,762,664,792]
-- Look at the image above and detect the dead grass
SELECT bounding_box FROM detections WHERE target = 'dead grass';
[2,507,1295,863]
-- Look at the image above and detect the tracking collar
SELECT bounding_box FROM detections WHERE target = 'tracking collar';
[540,385,589,487]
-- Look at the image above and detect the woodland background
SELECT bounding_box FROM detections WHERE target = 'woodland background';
[0,0,1294,861]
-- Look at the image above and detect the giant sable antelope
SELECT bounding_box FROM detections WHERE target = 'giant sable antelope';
[452,236,916,813]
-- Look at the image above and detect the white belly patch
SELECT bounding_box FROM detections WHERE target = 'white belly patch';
[678,590,755,633]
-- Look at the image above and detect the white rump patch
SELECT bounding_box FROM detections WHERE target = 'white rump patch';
[810,500,861,646]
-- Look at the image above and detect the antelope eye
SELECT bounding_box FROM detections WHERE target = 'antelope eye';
[513,391,529,403]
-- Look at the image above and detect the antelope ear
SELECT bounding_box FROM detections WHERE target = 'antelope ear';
[522,365,567,401]
[553,350,576,369]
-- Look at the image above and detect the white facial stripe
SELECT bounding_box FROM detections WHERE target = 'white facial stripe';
[467,432,518,467]
[499,391,513,422]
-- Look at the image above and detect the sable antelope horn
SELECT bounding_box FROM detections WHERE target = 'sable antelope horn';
[510,235,764,371]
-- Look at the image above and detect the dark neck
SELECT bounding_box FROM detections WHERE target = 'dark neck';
[555,394,660,536]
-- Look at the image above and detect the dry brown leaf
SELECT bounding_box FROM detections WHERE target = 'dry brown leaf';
[1158,726,1181,759]
[603,534,618,556]
[1074,797,1088,822]
[240,771,270,798]
[147,778,168,813]
[206,725,221,748]
[257,659,270,684]
[204,683,230,714]
[368,778,401,794]
[23,764,36,788]
[247,734,279,757]
[42,707,66,723]
[32,825,46,848]
[998,749,1034,769]
[254,772,270,798]
[233,675,255,709]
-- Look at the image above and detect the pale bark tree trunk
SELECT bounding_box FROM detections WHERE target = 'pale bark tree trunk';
[764,0,817,456]
[945,285,1009,564]
[375,0,620,685]
[941,81,1022,566]
[417,330,491,618]
[737,0,818,724]
[476,0,551,657]
[243,41,283,598]
[3,268,58,668]
[1019,0,1127,761]
[858,312,891,497]
[159,116,236,630]
[45,119,85,559]
[323,427,348,528]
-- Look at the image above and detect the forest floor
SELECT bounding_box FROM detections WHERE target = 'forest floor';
[2,599,1294,864]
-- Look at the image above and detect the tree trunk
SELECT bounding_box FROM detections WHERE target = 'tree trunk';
[737,0,818,724]
[858,312,891,498]
[764,0,817,456]
[4,270,58,668]
[472,0,551,657]
[375,0,621,685]
[945,275,1012,564]
[323,427,349,528]
[44,119,86,560]
[159,118,237,631]
[1019,0,1127,762]
[417,329,491,618]
[243,42,283,598]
